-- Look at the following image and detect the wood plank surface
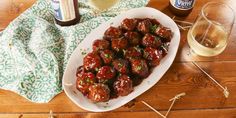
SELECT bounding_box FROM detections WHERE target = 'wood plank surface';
[0,0,35,31]
[0,108,236,118]
[0,0,236,117]
[1,62,236,113]
[148,0,236,62]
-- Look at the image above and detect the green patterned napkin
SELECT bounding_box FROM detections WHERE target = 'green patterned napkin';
[0,0,149,103]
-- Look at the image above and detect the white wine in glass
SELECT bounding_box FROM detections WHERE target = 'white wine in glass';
[89,0,119,11]
[188,21,228,56]
[187,2,235,57]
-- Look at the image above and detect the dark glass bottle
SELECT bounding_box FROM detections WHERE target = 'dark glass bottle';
[169,0,195,17]
[51,0,80,26]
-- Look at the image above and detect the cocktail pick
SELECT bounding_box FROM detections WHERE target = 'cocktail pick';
[48,110,55,118]
[141,101,166,118]
[192,61,229,98]
[172,16,193,30]
[142,92,186,118]
[165,92,186,117]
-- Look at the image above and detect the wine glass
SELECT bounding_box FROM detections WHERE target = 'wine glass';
[88,0,120,11]
[187,2,235,57]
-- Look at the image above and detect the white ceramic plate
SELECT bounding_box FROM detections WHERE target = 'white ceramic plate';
[63,7,180,112]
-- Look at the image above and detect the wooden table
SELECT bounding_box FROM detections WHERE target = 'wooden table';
[0,0,236,118]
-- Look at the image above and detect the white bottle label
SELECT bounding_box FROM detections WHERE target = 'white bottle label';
[51,0,76,22]
[170,0,195,10]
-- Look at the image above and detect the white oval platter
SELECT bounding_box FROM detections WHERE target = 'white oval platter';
[62,7,180,112]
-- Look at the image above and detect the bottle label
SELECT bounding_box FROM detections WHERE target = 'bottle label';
[51,0,76,22]
[170,0,195,10]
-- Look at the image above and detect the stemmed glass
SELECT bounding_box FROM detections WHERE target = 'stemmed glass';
[88,0,120,11]
[187,2,235,98]
[187,2,235,57]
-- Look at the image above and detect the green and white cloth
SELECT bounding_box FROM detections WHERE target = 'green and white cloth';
[0,0,149,103]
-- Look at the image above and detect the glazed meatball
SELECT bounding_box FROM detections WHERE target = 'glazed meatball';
[111,37,128,52]
[150,18,160,26]
[100,50,115,64]
[160,43,170,57]
[142,34,162,48]
[124,46,142,60]
[131,59,149,78]
[76,72,96,95]
[124,31,142,46]
[113,75,133,96]
[121,18,138,31]
[104,26,122,40]
[83,52,102,72]
[76,66,84,77]
[112,59,130,74]
[96,66,116,82]
[137,19,152,34]
[88,83,110,102]
[92,39,110,52]
[76,18,173,102]
[143,47,163,66]
[155,27,172,42]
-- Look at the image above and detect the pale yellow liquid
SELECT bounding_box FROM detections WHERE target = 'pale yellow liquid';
[187,20,228,57]
[89,0,119,11]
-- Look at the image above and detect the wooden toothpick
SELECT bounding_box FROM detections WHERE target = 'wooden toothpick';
[48,110,55,118]
[169,92,186,102]
[165,92,186,117]
[172,16,193,30]
[192,61,229,98]
[177,24,186,31]
[141,101,166,118]
[142,92,186,118]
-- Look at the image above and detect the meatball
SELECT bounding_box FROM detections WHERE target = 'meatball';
[142,33,162,48]
[83,52,102,72]
[113,75,133,96]
[160,43,170,57]
[155,27,172,42]
[137,19,152,34]
[131,59,149,78]
[150,18,160,26]
[112,59,130,74]
[111,37,128,52]
[88,83,110,102]
[96,66,116,82]
[124,46,142,60]
[143,47,163,66]
[121,18,138,31]
[76,72,96,95]
[92,39,110,52]
[76,66,84,77]
[100,50,115,64]
[104,26,122,40]
[124,31,142,46]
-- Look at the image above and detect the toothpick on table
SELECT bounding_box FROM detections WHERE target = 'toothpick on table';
[169,92,186,102]
[177,24,186,31]
[48,110,55,118]
[172,16,193,25]
[141,101,166,118]
[192,61,229,98]
[165,92,186,117]
[172,16,193,30]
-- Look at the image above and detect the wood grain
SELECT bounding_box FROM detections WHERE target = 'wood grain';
[148,0,236,62]
[0,0,35,31]
[1,62,236,113]
[0,108,236,118]
[0,0,236,117]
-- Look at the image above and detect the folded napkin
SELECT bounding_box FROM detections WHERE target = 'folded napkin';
[0,0,149,103]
